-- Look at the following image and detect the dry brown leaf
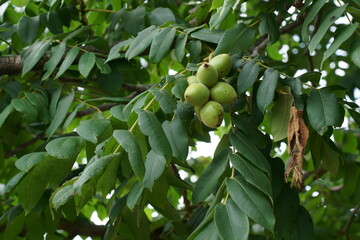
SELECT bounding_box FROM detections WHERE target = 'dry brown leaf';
[285,106,309,188]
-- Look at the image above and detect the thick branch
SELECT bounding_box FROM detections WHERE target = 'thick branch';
[4,133,45,158]
[59,219,105,239]
[0,218,105,238]
[122,82,154,93]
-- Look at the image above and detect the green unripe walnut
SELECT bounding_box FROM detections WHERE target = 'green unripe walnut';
[200,101,224,128]
[210,82,237,105]
[184,83,210,107]
[209,54,231,79]
[187,76,198,85]
[197,63,218,87]
[195,106,202,121]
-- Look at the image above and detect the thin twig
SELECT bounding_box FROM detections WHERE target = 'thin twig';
[170,163,192,217]
[75,102,118,118]
[85,8,115,13]
[341,206,360,240]
[0,37,19,54]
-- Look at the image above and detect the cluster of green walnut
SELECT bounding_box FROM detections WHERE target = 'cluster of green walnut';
[184,54,237,128]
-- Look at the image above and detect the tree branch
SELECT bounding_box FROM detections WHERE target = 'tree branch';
[4,133,45,158]
[75,102,118,118]
[250,13,307,58]
[341,206,360,240]
[58,219,105,239]
[170,163,192,218]
[0,218,105,238]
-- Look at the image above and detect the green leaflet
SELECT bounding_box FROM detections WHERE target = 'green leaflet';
[232,114,268,149]
[209,0,234,29]
[45,136,84,159]
[63,102,86,128]
[46,91,75,138]
[0,104,14,128]
[148,7,176,26]
[17,154,76,212]
[126,181,144,210]
[50,179,76,210]
[321,23,359,68]
[194,220,220,240]
[301,0,327,42]
[192,148,231,204]
[149,27,176,63]
[351,40,360,68]
[288,206,314,240]
[348,108,360,127]
[150,88,177,114]
[138,110,172,160]
[307,89,341,135]
[190,28,225,44]
[175,33,187,62]
[256,68,279,113]
[15,152,48,172]
[226,177,275,232]
[113,130,145,180]
[49,87,62,118]
[125,25,157,59]
[76,119,112,144]
[215,23,255,55]
[229,130,270,174]
[78,52,96,78]
[73,154,120,195]
[105,39,132,63]
[24,92,50,123]
[270,86,293,141]
[22,40,51,76]
[42,42,67,80]
[110,104,127,122]
[259,13,279,45]
[162,116,189,162]
[3,172,26,195]
[214,199,249,240]
[17,161,49,212]
[10,0,30,7]
[63,25,93,41]
[309,131,341,175]
[274,184,300,239]
[237,59,261,94]
[55,47,80,78]
[124,6,146,35]
[229,154,272,198]
[308,4,348,53]
[17,16,40,44]
[11,98,37,123]
[142,150,166,190]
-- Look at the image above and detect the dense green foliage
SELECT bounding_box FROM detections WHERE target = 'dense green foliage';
[0,0,360,239]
